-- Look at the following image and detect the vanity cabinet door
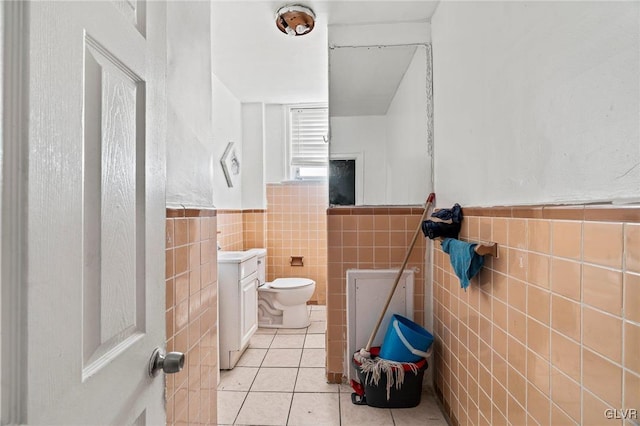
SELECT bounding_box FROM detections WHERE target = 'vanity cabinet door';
[240,273,258,347]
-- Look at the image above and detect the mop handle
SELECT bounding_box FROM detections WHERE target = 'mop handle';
[364,192,435,353]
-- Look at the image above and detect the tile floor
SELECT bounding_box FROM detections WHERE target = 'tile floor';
[218,305,448,426]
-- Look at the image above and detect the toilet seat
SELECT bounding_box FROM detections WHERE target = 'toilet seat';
[270,278,314,289]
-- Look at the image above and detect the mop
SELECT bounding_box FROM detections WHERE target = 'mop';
[352,192,435,401]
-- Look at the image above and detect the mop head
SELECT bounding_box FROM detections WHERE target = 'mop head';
[353,351,419,401]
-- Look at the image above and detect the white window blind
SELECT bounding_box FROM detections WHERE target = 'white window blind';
[290,106,328,167]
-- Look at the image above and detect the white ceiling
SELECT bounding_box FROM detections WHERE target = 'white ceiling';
[211,1,439,104]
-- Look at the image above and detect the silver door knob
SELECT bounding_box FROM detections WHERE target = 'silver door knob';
[148,347,185,377]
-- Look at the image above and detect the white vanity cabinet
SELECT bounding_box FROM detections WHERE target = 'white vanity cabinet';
[218,251,259,370]
[240,275,258,344]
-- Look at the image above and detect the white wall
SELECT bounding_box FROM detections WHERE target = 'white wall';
[385,46,432,205]
[165,3,248,210]
[241,103,266,209]
[432,2,640,207]
[264,104,287,184]
[165,1,214,208]
[329,22,430,47]
[212,74,243,209]
[330,116,388,205]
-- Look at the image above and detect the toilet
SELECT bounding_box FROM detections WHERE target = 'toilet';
[249,249,316,329]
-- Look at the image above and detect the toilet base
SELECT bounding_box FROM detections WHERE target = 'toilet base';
[258,301,310,329]
[282,304,311,328]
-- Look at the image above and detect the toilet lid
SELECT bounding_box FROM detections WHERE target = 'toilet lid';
[270,278,315,289]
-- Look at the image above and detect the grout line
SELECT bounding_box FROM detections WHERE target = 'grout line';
[337,386,342,426]
[286,367,301,426]
[580,253,585,426]
[621,223,627,414]
[230,389,250,426]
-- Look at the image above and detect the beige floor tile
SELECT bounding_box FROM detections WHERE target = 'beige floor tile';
[304,334,325,349]
[262,348,303,367]
[288,393,340,426]
[390,393,449,426]
[216,391,246,425]
[310,311,326,322]
[256,327,277,335]
[277,327,308,335]
[300,348,325,367]
[218,367,259,391]
[236,348,267,367]
[272,334,306,348]
[249,333,275,349]
[251,367,298,392]
[307,321,326,334]
[339,392,394,426]
[294,368,339,393]
[234,392,292,426]
[339,383,355,394]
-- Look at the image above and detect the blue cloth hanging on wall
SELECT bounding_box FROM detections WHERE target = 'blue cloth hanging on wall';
[441,238,485,291]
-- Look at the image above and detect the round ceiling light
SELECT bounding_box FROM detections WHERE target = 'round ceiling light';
[275,4,316,37]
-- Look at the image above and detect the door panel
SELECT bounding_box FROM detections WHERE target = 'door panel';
[241,276,258,347]
[26,1,166,424]
[346,270,414,380]
[83,35,147,376]
[110,0,146,36]
[355,278,409,347]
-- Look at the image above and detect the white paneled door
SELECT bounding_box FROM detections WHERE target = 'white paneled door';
[22,1,166,424]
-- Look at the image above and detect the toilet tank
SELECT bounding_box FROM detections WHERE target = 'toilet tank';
[248,248,266,285]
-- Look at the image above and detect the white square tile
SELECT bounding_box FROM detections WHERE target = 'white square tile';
[309,310,326,322]
[300,348,325,368]
[307,321,326,334]
[271,334,306,348]
[276,327,307,335]
[234,391,292,426]
[339,392,394,426]
[249,333,275,349]
[236,348,267,367]
[262,348,302,367]
[251,367,298,392]
[218,367,258,391]
[216,391,246,425]
[288,393,340,426]
[294,368,339,393]
[312,305,326,312]
[304,334,325,349]
[390,392,448,426]
[255,327,277,335]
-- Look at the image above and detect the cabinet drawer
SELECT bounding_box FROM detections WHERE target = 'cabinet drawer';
[238,256,258,279]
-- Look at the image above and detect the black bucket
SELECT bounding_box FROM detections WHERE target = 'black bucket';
[351,347,428,408]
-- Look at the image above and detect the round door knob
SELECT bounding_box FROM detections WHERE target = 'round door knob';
[148,348,185,377]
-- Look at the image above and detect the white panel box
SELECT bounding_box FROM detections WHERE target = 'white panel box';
[346,269,414,380]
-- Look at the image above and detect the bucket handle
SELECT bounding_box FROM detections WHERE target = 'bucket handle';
[392,320,433,359]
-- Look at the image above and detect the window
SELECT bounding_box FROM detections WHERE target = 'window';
[288,105,328,180]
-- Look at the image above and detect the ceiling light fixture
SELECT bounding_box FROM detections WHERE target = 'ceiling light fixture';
[275,4,316,37]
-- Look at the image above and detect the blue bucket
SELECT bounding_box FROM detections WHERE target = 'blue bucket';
[379,314,434,363]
